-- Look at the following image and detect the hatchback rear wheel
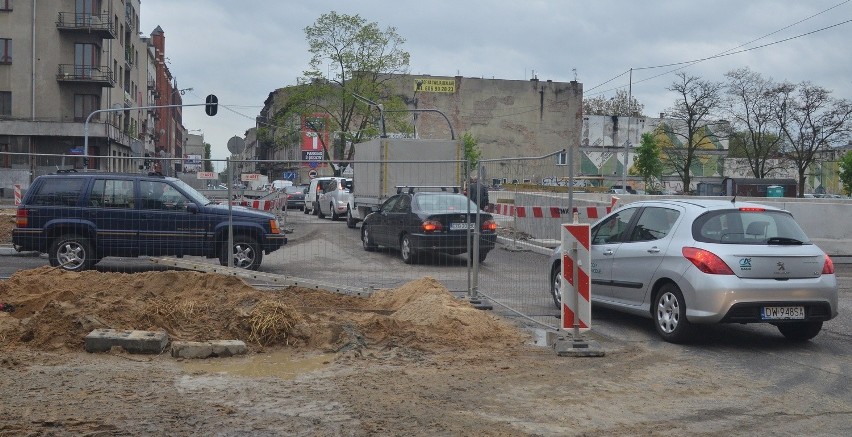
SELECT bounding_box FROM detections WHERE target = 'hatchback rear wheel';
[776,321,822,341]
[653,283,693,343]
[550,263,562,309]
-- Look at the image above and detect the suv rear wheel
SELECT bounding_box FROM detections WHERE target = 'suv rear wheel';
[219,236,262,270]
[49,234,95,272]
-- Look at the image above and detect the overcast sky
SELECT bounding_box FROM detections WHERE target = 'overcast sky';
[139,0,852,162]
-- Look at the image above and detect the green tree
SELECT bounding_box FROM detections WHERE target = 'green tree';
[583,89,644,116]
[633,132,662,191]
[839,151,852,196]
[203,142,213,172]
[268,11,411,175]
[462,132,482,175]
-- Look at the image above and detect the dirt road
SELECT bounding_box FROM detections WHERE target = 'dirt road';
[1,267,850,436]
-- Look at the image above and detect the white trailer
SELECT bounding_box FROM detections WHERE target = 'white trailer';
[346,138,463,228]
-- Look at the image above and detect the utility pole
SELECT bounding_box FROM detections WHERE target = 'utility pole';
[623,68,632,193]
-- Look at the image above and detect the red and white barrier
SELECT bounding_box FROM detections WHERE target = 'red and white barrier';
[230,197,285,211]
[493,203,612,221]
[14,184,21,206]
[561,222,592,331]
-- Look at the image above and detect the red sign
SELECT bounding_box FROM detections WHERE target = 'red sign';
[301,113,329,168]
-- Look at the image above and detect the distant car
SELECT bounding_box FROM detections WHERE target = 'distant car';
[317,177,351,220]
[360,190,497,264]
[304,177,336,215]
[283,185,307,211]
[547,199,837,343]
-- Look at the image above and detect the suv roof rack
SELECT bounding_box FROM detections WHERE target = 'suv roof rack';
[395,185,461,194]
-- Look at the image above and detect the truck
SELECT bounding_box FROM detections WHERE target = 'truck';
[345,138,463,228]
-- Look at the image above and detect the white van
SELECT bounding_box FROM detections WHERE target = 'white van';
[304,177,336,215]
[271,180,293,191]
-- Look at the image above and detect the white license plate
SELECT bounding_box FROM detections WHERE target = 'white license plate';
[761,306,805,320]
[449,222,475,231]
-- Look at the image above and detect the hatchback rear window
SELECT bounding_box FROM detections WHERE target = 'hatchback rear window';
[693,209,810,244]
[30,178,86,206]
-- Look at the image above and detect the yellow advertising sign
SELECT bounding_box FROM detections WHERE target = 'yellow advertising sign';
[414,78,455,93]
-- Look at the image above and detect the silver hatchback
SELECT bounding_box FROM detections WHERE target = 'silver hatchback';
[548,199,838,343]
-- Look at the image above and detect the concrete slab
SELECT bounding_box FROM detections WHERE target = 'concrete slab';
[84,329,169,354]
[171,340,247,359]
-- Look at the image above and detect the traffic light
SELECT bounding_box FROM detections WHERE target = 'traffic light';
[205,94,218,116]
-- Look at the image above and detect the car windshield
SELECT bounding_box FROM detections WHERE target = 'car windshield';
[693,208,811,244]
[172,179,212,205]
[414,194,479,212]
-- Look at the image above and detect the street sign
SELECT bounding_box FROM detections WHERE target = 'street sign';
[227,136,245,154]
[196,172,217,180]
[308,169,318,179]
[241,173,261,182]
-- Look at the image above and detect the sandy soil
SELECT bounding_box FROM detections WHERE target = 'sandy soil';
[1,267,849,436]
[0,209,13,245]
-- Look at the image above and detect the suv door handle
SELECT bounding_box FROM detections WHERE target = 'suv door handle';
[647,247,661,254]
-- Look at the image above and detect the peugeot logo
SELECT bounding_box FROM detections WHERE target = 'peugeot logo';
[777,261,786,271]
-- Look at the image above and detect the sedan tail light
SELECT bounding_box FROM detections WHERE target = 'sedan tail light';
[682,247,734,275]
[15,208,28,227]
[822,254,835,275]
[421,220,443,232]
[481,219,497,231]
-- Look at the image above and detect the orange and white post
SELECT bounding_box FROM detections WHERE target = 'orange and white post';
[14,184,21,206]
[561,213,591,338]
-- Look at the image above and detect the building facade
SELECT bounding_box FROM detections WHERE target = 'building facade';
[0,0,185,187]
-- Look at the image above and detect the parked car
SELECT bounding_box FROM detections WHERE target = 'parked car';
[12,172,287,271]
[360,189,497,264]
[304,176,336,215]
[317,177,352,220]
[283,185,307,211]
[547,199,837,343]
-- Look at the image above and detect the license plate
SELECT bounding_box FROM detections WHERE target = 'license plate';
[761,306,805,320]
[449,222,475,231]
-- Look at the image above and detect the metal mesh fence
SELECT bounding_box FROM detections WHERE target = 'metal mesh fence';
[2,151,614,332]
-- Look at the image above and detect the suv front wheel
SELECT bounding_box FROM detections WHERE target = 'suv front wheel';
[49,234,95,272]
[219,236,262,270]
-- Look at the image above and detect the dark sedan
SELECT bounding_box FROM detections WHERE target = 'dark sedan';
[360,191,497,264]
[283,185,307,211]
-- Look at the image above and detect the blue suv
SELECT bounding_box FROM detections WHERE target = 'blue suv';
[12,172,286,271]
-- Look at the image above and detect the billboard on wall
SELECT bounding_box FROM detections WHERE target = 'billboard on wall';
[301,114,329,167]
[183,154,202,172]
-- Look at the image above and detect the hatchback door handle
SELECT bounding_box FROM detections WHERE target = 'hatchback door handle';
[647,247,661,254]
[603,249,614,256]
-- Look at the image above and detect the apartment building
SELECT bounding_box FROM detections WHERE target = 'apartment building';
[0,0,182,185]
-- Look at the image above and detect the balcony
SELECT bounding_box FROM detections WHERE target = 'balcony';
[56,64,116,87]
[56,12,116,39]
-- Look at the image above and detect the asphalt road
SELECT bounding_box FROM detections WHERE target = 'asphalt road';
[2,208,850,406]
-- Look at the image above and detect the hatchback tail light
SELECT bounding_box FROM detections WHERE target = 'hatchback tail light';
[481,219,497,231]
[421,220,443,232]
[682,247,734,275]
[15,208,28,228]
[822,254,835,275]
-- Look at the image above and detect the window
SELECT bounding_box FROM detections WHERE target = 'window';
[1,0,11,12]
[0,38,10,63]
[74,43,99,77]
[90,179,135,209]
[32,179,86,206]
[592,208,638,244]
[0,91,10,116]
[629,207,679,242]
[140,181,188,210]
[74,94,99,121]
[556,151,568,166]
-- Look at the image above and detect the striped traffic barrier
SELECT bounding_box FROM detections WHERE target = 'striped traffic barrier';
[493,203,612,220]
[14,184,21,206]
[561,220,592,332]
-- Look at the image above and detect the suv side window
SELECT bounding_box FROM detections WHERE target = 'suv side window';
[140,180,187,210]
[91,179,135,209]
[32,178,86,206]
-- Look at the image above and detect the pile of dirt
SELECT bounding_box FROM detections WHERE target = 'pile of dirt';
[0,267,525,354]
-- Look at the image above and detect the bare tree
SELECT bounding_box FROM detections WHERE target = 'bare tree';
[662,73,724,193]
[775,82,852,196]
[724,68,786,178]
[583,89,645,117]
